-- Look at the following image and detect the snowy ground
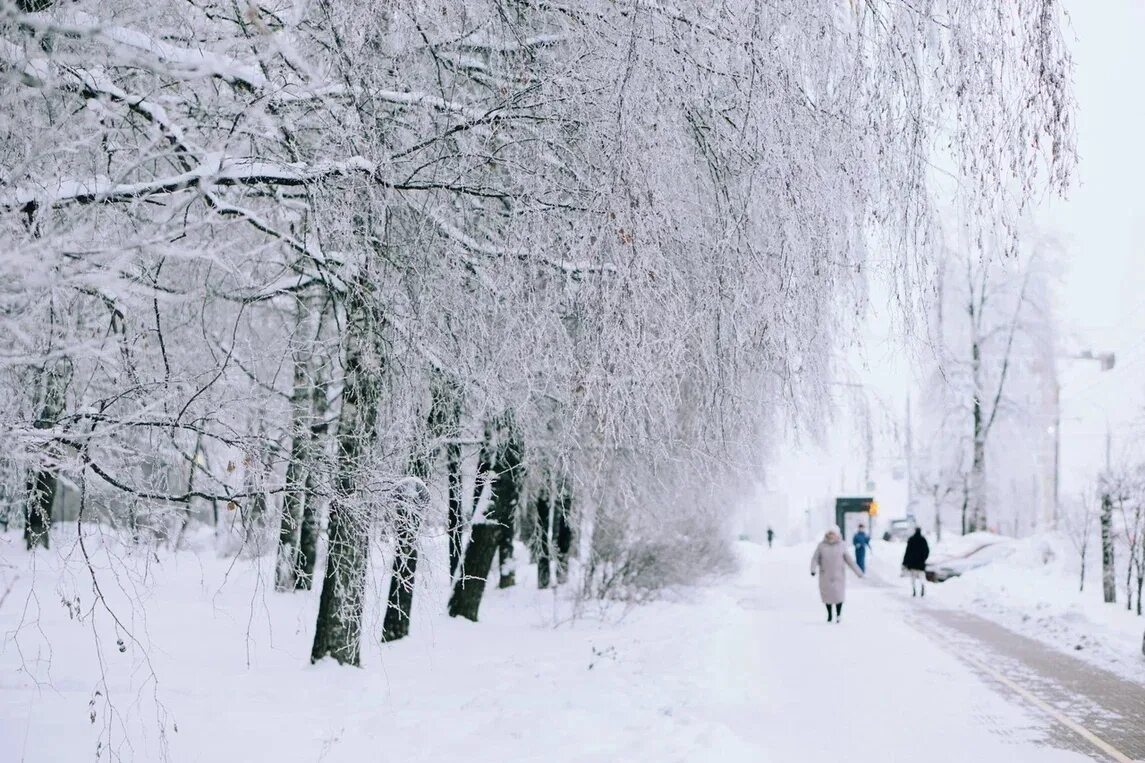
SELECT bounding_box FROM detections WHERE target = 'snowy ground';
[0,528,1098,762]
[867,532,1145,686]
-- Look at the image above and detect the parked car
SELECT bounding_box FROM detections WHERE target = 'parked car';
[925,541,1014,582]
[883,518,916,542]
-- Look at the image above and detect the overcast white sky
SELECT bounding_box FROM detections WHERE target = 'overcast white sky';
[1052,0,1145,489]
[763,1,1145,540]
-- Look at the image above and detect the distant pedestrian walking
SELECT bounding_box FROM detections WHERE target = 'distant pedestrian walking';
[902,528,930,597]
[852,524,871,573]
[810,526,863,623]
[766,527,775,548]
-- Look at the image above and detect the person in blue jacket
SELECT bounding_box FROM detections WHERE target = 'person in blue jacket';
[852,524,872,573]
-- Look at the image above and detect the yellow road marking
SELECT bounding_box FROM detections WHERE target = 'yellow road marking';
[917,620,1134,763]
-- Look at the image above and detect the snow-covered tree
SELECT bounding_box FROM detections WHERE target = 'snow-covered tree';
[1,0,1076,670]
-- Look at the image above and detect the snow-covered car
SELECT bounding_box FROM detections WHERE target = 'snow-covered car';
[925,541,1015,582]
[882,518,916,542]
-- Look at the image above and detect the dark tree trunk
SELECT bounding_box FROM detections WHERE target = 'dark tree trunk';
[536,475,573,588]
[447,439,464,580]
[382,479,430,643]
[449,416,522,617]
[23,358,69,552]
[457,432,493,583]
[310,272,383,666]
[381,381,443,643]
[431,376,463,581]
[535,488,552,589]
[448,523,501,621]
[493,428,522,589]
[382,545,418,642]
[24,468,56,551]
[554,486,573,585]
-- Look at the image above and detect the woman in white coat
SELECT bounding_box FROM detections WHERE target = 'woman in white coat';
[810,526,864,622]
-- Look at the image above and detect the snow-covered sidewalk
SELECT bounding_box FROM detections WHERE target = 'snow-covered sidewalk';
[0,533,1091,761]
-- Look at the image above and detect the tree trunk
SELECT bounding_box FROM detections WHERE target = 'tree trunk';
[934,492,943,543]
[23,358,70,551]
[275,298,319,591]
[449,417,522,617]
[1101,492,1116,604]
[494,427,522,589]
[275,434,309,590]
[968,337,987,534]
[381,380,445,643]
[1131,561,1140,614]
[447,439,464,580]
[969,434,986,532]
[471,439,493,522]
[381,480,429,642]
[1079,543,1087,593]
[435,379,463,581]
[498,509,516,589]
[554,484,573,584]
[310,273,384,666]
[310,495,369,665]
[296,373,330,591]
[23,468,56,551]
[960,480,969,536]
[1126,546,1135,613]
[1136,562,1142,617]
[381,543,419,641]
[535,486,552,589]
[448,523,501,621]
[242,420,275,552]
[459,432,492,582]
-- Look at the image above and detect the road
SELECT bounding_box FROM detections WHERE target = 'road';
[911,604,1145,761]
[734,543,1145,762]
[858,556,1145,762]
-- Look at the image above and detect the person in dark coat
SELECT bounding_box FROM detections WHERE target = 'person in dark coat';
[766,527,775,548]
[852,524,871,573]
[902,528,930,597]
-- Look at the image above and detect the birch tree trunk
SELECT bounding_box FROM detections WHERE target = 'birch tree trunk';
[275,298,319,591]
[1101,492,1116,604]
[296,372,331,591]
[310,272,384,666]
[968,339,988,533]
[24,358,70,551]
